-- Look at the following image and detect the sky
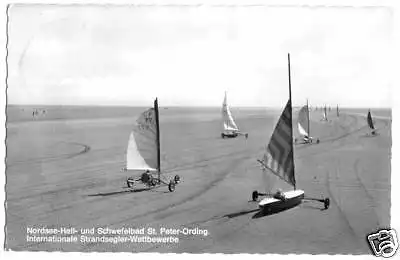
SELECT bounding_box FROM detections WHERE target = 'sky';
[6,4,394,108]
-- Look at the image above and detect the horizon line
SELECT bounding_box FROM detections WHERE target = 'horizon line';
[6,103,393,110]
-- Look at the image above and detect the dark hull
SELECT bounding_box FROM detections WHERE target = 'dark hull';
[221,132,239,138]
[259,192,304,211]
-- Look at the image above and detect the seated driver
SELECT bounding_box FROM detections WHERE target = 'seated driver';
[273,188,286,201]
[140,170,151,183]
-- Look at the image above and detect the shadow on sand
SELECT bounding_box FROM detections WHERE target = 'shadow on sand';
[300,201,327,211]
[252,200,308,219]
[359,133,379,138]
[87,187,153,197]
[223,208,260,219]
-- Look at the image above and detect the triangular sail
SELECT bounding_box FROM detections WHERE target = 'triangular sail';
[297,105,309,137]
[367,110,375,130]
[261,166,278,194]
[222,92,239,132]
[260,100,296,188]
[126,106,159,171]
[322,106,327,121]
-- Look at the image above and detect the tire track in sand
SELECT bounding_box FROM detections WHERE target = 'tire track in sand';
[17,148,254,251]
[145,114,369,252]
[6,141,91,168]
[80,150,254,251]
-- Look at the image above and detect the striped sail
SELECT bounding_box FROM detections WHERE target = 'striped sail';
[126,107,158,171]
[260,100,296,188]
[367,110,375,130]
[297,105,309,137]
[222,92,239,132]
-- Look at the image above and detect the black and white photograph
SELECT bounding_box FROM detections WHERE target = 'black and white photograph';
[2,0,399,257]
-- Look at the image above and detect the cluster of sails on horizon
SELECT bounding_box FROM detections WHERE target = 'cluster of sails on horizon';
[121,54,377,211]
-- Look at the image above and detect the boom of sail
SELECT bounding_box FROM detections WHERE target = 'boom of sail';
[222,92,239,132]
[126,100,160,172]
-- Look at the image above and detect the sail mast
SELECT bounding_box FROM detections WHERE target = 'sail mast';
[307,98,310,138]
[154,98,161,180]
[288,53,296,190]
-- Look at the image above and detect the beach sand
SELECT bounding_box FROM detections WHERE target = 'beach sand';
[5,106,391,254]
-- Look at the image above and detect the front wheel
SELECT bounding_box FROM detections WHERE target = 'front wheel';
[316,139,320,144]
[221,133,225,139]
[168,180,176,192]
[127,177,134,188]
[174,175,181,184]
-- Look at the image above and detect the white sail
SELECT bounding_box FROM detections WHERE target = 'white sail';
[298,123,308,137]
[126,107,158,171]
[322,107,327,121]
[262,167,278,194]
[297,105,309,137]
[222,92,239,132]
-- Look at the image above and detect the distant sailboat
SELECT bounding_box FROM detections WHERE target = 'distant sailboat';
[321,105,328,121]
[367,109,377,136]
[252,53,329,212]
[221,92,248,139]
[124,98,181,192]
[295,99,320,144]
[336,105,339,117]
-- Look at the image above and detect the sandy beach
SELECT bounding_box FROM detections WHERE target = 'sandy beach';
[5,105,391,254]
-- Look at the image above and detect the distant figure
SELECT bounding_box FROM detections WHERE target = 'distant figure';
[32,109,40,120]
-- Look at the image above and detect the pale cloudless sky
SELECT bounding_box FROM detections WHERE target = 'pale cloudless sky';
[7,4,394,108]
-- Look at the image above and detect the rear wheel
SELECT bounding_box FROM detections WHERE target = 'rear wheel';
[316,139,320,144]
[127,178,134,188]
[221,133,225,139]
[168,181,176,192]
[252,190,259,201]
[324,198,330,209]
